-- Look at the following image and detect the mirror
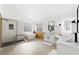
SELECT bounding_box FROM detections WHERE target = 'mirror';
[64,20,71,31]
[48,21,55,32]
[62,19,71,33]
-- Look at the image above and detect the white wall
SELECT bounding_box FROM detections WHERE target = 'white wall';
[1,4,78,34]
[0,5,25,35]
[2,4,76,22]
[0,5,3,16]
[62,4,78,34]
[17,21,25,34]
[0,4,78,43]
[42,16,62,33]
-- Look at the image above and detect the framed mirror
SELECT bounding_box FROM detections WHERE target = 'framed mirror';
[48,21,55,32]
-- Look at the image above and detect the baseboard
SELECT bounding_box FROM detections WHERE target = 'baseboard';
[16,39,24,42]
[1,39,24,47]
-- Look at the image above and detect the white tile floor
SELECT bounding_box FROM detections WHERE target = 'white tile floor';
[0,40,57,55]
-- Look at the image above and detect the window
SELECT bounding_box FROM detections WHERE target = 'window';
[9,24,14,30]
[36,23,42,32]
[24,23,32,32]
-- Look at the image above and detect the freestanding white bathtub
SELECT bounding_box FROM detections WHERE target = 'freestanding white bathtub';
[24,32,36,41]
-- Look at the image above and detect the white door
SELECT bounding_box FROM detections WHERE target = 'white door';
[2,20,17,43]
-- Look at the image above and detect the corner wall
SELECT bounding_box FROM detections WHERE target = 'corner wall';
[62,4,77,34]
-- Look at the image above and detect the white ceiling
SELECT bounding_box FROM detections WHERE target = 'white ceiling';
[1,4,77,22]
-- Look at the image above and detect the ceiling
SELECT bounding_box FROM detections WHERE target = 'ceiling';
[1,4,77,23]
